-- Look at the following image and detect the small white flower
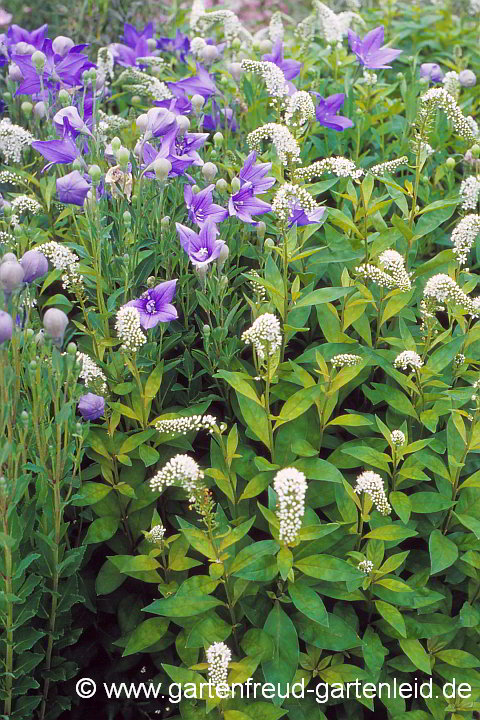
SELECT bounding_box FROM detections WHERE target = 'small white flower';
[154,414,217,435]
[393,350,424,371]
[354,470,391,515]
[247,123,301,166]
[114,306,146,352]
[451,214,480,265]
[295,157,363,180]
[76,352,107,393]
[273,467,307,545]
[284,91,315,128]
[358,559,374,574]
[418,87,476,143]
[146,523,166,544]
[0,118,35,163]
[271,183,320,223]
[242,313,282,361]
[149,454,204,501]
[390,430,406,447]
[206,642,231,686]
[330,353,362,368]
[459,178,480,212]
[423,273,480,317]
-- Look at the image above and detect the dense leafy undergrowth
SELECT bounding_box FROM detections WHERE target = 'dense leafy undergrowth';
[1,0,480,718]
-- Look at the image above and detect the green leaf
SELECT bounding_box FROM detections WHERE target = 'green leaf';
[295,612,361,651]
[289,582,328,626]
[95,560,126,595]
[108,555,161,573]
[326,414,373,427]
[453,513,480,539]
[144,361,164,399]
[275,385,324,428]
[84,516,119,544]
[429,530,458,574]
[277,546,293,581]
[409,493,454,513]
[389,492,411,524]
[262,602,299,704]
[144,594,225,617]
[435,650,480,668]
[219,517,256,551]
[237,393,270,449]
[375,600,406,637]
[295,286,353,309]
[118,429,156,455]
[399,638,431,674]
[71,482,112,506]
[363,526,418,541]
[123,618,169,656]
[294,555,364,581]
[216,370,262,406]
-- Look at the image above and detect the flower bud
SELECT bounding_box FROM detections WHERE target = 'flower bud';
[33,101,46,118]
[21,410,29,424]
[459,69,476,87]
[216,178,227,193]
[191,184,200,194]
[161,215,170,229]
[202,162,217,182]
[135,113,148,132]
[227,62,243,82]
[34,330,44,346]
[116,146,130,167]
[0,260,24,293]
[123,210,131,226]
[1,253,17,264]
[78,392,105,421]
[111,136,122,152]
[8,63,22,82]
[31,50,46,72]
[213,131,223,148]
[52,35,74,56]
[471,144,480,159]
[147,275,156,287]
[43,308,69,347]
[216,243,229,273]
[264,238,275,252]
[72,158,83,172]
[20,250,48,282]
[147,38,157,52]
[153,157,171,181]
[0,310,13,345]
[67,341,77,355]
[176,115,190,135]
[256,221,266,240]
[231,38,241,50]
[445,157,455,169]
[200,44,219,65]
[21,100,32,117]
[29,359,37,369]
[88,164,102,184]
[202,324,211,335]
[25,328,34,339]
[210,150,217,158]
[131,95,142,106]
[76,422,83,433]
[191,94,205,112]
[57,88,70,106]
[231,177,241,193]
[259,39,272,53]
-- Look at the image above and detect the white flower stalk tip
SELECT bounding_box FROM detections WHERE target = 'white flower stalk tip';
[206,642,231,686]
[273,467,307,545]
[354,470,391,515]
[241,313,282,361]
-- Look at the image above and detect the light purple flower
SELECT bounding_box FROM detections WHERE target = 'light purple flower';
[56,170,91,206]
[313,93,354,131]
[262,39,302,81]
[157,30,190,62]
[122,21,154,47]
[0,8,12,26]
[419,63,444,83]
[0,310,13,344]
[203,101,236,133]
[12,39,95,95]
[228,183,271,224]
[32,134,83,171]
[125,279,178,329]
[348,26,402,69]
[78,393,105,421]
[288,204,326,228]
[170,64,217,99]
[109,35,154,68]
[184,184,228,226]
[176,220,225,268]
[53,106,92,136]
[20,250,48,282]
[239,151,275,194]
[138,107,177,140]
[459,70,476,88]
[7,23,47,49]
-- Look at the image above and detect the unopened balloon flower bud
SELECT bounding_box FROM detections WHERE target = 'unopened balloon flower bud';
[154,157,171,181]
[57,88,70,106]
[21,100,32,117]
[216,178,227,193]
[231,177,241,193]
[161,215,170,229]
[202,324,211,335]
[131,95,142,106]
[1,253,16,264]
[2,92,11,101]
[259,39,272,53]
[231,37,241,50]
[20,410,29,424]
[191,184,200,194]
[136,114,148,133]
[445,157,455,169]
[72,158,83,172]
[111,136,122,152]
[0,260,24,294]
[256,221,266,240]
[0,310,13,345]
[75,422,83,433]
[191,94,205,112]
[88,164,102,184]
[123,210,131,226]
[176,115,190,135]
[52,35,74,56]
[20,249,48,282]
[396,72,404,81]
[14,41,34,55]
[31,50,46,72]
[227,62,243,82]
[216,244,229,273]
[43,308,69,347]
[34,330,44,346]
[202,162,217,182]
[67,341,77,355]
[472,144,480,159]
[264,238,275,252]
[25,328,34,339]
[29,359,37,369]
[8,63,22,82]
[116,146,130,167]
[147,38,157,52]
[213,131,223,148]
[459,70,476,87]
[147,276,156,287]
[200,44,219,65]
[33,101,46,118]
[210,150,217,158]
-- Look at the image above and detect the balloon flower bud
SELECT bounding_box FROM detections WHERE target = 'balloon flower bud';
[33,101,47,119]
[116,146,130,167]
[20,250,48,282]
[202,162,217,182]
[123,210,132,226]
[0,260,24,296]
[78,393,105,421]
[213,131,223,148]
[445,157,455,169]
[154,157,172,181]
[176,115,190,136]
[191,94,205,112]
[31,50,46,72]
[8,63,22,82]
[57,89,71,106]
[256,221,266,240]
[52,35,74,56]
[21,101,32,117]
[88,164,102,184]
[216,178,227,193]
[459,70,476,88]
[231,177,241,193]
[200,44,219,65]
[216,244,229,273]
[111,136,122,152]
[135,113,148,132]
[0,310,13,345]
[43,308,69,347]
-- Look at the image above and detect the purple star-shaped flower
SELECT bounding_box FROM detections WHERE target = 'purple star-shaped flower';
[155,94,192,116]
[262,39,302,81]
[138,107,177,140]
[125,279,178,329]
[228,183,271,224]
[184,184,228,226]
[12,39,94,95]
[7,23,48,49]
[56,170,91,206]
[313,93,354,132]
[78,393,105,421]
[122,21,154,47]
[239,151,275,194]
[157,30,190,62]
[176,220,225,268]
[142,137,193,178]
[32,131,83,172]
[203,100,236,133]
[170,64,217,99]
[348,26,402,69]
[288,204,326,228]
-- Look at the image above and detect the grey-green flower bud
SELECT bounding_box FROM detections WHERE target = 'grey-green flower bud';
[256,221,266,240]
[57,89,71,106]
[216,178,227,193]
[21,101,33,117]
[67,341,77,355]
[231,177,241,193]
[191,94,205,112]
[264,238,275,252]
[123,210,131,226]
[116,146,130,167]
[111,136,122,152]
[43,308,69,347]
[202,162,217,182]
[31,50,46,72]
[88,164,102,184]
[213,131,223,148]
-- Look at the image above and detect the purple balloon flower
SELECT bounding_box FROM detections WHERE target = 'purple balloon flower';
[262,39,302,81]
[138,107,178,140]
[0,309,13,344]
[176,220,225,268]
[313,93,354,131]
[203,100,236,133]
[239,151,276,194]
[12,39,95,95]
[170,64,217,99]
[20,250,48,282]
[32,132,83,172]
[288,204,326,228]
[7,23,48,50]
[228,183,272,224]
[53,106,92,137]
[419,63,444,84]
[184,184,228,226]
[125,280,178,329]
[78,393,105,421]
[348,26,402,69]
[122,21,154,47]
[155,94,192,116]
[110,35,154,68]
[56,170,91,206]
[157,30,190,62]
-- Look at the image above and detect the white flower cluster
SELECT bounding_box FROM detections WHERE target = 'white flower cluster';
[192,7,247,43]
[241,60,289,99]
[442,71,460,99]
[117,68,172,102]
[190,37,207,56]
[451,214,480,265]
[418,88,476,143]
[249,270,267,302]
[155,414,217,435]
[10,195,42,222]
[354,470,391,515]
[394,350,424,371]
[247,123,301,166]
[295,157,363,180]
[313,0,362,45]
[206,642,231,687]
[423,273,480,317]
[150,453,204,501]
[273,467,307,545]
[284,91,315,128]
[115,306,147,352]
[241,313,282,361]
[460,178,480,212]
[0,231,14,246]
[76,352,107,393]
[295,15,315,44]
[0,118,35,163]
[146,523,166,544]
[391,430,406,447]
[467,116,479,139]
[369,157,409,176]
[97,110,130,135]
[330,353,362,367]
[271,183,319,223]
[0,170,23,185]
[363,70,377,86]
[356,250,412,291]
[97,46,114,84]
[36,240,83,289]
[470,0,480,13]
[269,11,284,42]
[358,559,374,574]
